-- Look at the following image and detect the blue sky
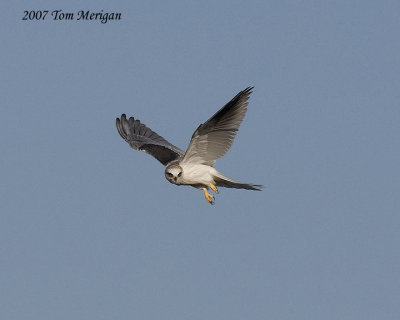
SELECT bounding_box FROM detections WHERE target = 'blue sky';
[1,1,399,319]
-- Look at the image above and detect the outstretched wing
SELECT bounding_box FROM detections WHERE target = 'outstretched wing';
[116,114,184,166]
[181,87,254,166]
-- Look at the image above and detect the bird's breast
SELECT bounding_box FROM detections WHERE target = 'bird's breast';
[180,164,216,186]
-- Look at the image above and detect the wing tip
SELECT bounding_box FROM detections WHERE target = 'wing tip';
[228,86,254,108]
[116,114,131,140]
[242,86,254,96]
[115,116,124,139]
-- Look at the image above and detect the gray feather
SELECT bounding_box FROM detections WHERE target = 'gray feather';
[116,114,184,166]
[182,87,254,166]
[213,170,262,191]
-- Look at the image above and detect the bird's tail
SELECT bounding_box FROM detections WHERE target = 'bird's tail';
[213,172,262,191]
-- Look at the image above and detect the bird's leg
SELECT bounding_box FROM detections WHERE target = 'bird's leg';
[203,188,215,205]
[209,183,219,194]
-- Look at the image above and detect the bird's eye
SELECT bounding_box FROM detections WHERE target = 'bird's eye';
[167,172,173,177]
[178,172,182,177]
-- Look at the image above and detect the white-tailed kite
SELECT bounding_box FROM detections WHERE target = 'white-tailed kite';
[116,87,262,204]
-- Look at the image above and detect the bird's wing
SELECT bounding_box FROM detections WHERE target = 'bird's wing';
[116,114,185,166]
[181,87,253,166]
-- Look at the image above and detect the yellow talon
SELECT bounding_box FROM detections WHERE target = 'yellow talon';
[203,188,215,204]
[209,183,219,194]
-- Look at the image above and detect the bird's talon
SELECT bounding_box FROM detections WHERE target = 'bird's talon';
[203,188,215,204]
[209,183,219,194]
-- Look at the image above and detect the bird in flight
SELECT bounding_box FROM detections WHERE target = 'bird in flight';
[116,87,262,204]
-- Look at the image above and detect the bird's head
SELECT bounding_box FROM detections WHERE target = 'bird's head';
[165,163,183,184]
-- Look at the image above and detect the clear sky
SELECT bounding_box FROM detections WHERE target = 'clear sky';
[1,1,399,319]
